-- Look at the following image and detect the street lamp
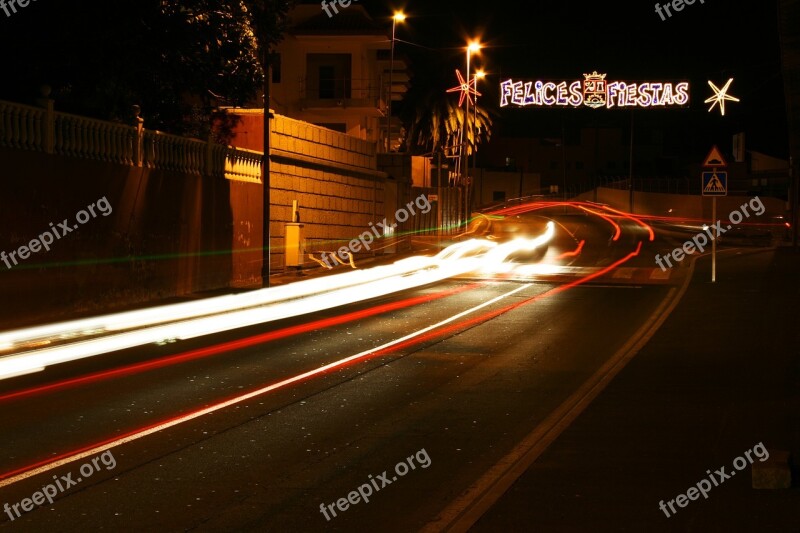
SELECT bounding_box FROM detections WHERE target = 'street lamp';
[462,40,480,183]
[462,40,480,219]
[472,68,485,208]
[387,11,406,152]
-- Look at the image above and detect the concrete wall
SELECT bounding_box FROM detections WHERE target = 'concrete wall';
[230,112,390,264]
[475,169,542,207]
[0,110,398,328]
[0,146,261,328]
[576,187,786,220]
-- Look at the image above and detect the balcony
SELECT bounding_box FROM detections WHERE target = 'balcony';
[299,77,384,111]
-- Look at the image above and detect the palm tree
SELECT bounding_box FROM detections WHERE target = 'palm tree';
[396,67,495,227]
[407,92,492,155]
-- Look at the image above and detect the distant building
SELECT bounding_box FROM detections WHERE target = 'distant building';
[477,128,791,201]
[268,4,409,150]
[477,128,635,197]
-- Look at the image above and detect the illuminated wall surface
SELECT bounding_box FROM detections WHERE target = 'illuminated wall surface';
[500,71,690,109]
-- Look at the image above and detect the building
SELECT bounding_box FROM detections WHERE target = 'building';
[269,4,409,150]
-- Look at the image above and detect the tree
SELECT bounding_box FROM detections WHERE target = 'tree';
[403,81,493,170]
[0,0,294,138]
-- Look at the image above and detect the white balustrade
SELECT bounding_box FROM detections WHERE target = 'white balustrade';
[0,98,264,181]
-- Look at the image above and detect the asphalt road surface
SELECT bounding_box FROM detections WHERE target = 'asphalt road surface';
[0,204,710,531]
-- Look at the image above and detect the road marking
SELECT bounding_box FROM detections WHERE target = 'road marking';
[612,267,634,279]
[650,268,671,280]
[572,285,642,289]
[423,253,696,533]
[0,284,532,488]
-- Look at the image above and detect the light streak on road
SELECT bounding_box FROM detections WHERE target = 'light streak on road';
[600,205,655,241]
[556,240,586,260]
[481,221,555,273]
[0,284,480,403]
[0,283,535,487]
[0,228,550,381]
[0,256,436,352]
[0,234,642,488]
[487,201,624,241]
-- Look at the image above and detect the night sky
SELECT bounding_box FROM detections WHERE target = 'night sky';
[2,0,787,158]
[355,0,787,157]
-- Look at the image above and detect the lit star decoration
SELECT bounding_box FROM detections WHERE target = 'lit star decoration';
[704,78,740,116]
[447,69,481,107]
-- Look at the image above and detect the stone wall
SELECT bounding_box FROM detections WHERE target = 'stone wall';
[229,112,391,265]
[0,146,260,329]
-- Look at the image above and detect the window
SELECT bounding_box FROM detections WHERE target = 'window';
[493,191,506,201]
[550,161,559,170]
[319,66,336,98]
[272,53,281,84]
[575,161,584,170]
[306,53,352,99]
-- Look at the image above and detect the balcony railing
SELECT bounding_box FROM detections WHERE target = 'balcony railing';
[0,99,262,182]
[300,78,384,108]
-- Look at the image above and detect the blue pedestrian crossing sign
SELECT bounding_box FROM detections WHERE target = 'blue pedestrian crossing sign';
[702,171,727,196]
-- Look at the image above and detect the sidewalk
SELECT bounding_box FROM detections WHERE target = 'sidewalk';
[472,247,800,532]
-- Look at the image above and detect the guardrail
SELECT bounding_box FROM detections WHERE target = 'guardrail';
[0,99,262,182]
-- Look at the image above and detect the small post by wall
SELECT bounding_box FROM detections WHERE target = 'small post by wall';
[36,85,54,154]
[132,105,144,167]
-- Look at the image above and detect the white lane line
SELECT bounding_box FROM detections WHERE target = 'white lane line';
[423,266,693,532]
[0,283,532,488]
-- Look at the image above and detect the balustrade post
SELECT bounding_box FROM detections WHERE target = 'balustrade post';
[206,133,215,177]
[132,105,144,167]
[36,84,54,154]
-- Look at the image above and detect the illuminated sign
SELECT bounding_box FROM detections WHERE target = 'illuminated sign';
[500,71,690,109]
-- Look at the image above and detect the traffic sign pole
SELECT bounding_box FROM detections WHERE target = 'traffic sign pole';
[711,196,717,283]
[701,145,727,283]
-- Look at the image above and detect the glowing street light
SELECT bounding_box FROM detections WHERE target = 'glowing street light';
[462,40,481,185]
[460,40,481,221]
[471,68,486,206]
[387,11,406,151]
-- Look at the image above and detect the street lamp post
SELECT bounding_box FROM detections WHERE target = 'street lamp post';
[472,69,485,209]
[261,47,272,287]
[387,11,405,152]
[462,41,480,216]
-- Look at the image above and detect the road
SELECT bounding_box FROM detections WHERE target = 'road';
[0,203,690,531]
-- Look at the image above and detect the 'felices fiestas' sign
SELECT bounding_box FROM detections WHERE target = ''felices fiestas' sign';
[500,71,689,109]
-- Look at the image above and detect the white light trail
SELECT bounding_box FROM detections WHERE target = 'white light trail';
[0,224,554,381]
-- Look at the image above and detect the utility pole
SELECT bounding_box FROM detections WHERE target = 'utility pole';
[629,110,634,214]
[437,150,443,249]
[561,118,567,203]
[793,156,798,249]
[261,48,272,287]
